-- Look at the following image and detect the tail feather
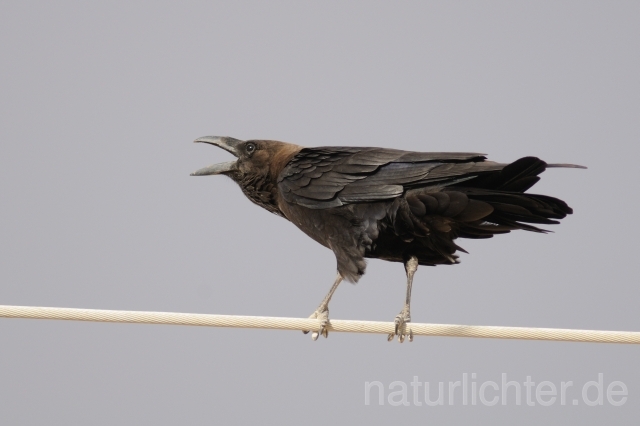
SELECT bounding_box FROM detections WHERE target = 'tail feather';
[397,155,581,263]
[457,189,571,233]
[445,156,577,238]
[497,157,547,191]
[404,155,580,241]
[462,157,546,192]
[459,157,586,193]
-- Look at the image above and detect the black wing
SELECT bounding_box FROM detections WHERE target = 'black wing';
[278,147,504,209]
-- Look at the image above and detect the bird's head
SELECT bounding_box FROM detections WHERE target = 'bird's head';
[191,136,302,214]
[191,136,301,179]
[191,136,258,178]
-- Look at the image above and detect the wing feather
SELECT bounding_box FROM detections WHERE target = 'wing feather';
[278,146,493,208]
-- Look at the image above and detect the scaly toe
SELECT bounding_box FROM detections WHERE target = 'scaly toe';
[321,326,329,339]
[391,310,412,343]
[305,307,329,340]
[302,312,316,335]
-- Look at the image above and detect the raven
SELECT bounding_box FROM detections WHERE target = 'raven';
[192,136,584,342]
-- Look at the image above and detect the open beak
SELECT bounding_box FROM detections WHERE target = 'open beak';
[190,136,243,176]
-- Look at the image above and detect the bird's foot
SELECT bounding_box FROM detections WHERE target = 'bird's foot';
[302,306,330,340]
[388,307,413,343]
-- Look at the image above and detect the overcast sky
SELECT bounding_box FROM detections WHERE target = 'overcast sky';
[1,1,639,424]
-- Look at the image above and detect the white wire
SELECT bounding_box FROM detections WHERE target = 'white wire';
[1,305,638,344]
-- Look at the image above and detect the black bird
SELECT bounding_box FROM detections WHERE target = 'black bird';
[192,136,584,342]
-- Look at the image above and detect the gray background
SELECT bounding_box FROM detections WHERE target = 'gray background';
[1,1,638,424]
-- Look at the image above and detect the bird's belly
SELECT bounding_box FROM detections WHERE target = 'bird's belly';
[278,201,334,249]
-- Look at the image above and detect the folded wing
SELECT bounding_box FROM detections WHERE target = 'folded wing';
[278,146,500,208]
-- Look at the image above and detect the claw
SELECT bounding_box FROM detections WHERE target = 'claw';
[304,306,329,340]
[389,307,412,343]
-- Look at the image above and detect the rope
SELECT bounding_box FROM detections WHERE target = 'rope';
[0,304,638,344]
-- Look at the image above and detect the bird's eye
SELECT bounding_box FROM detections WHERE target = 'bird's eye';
[246,143,256,154]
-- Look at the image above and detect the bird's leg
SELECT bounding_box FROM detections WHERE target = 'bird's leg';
[388,256,418,343]
[303,273,343,340]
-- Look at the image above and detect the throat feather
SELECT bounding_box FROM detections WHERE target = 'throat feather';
[240,175,283,217]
